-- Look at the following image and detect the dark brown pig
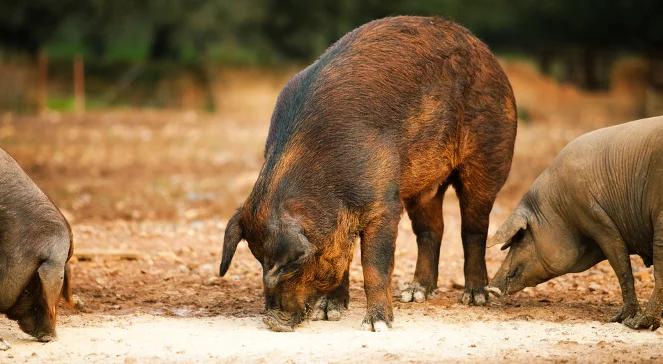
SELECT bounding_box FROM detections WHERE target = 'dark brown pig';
[220,16,517,331]
[0,148,73,344]
[488,116,663,330]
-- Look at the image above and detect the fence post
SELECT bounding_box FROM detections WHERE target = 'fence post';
[37,51,48,114]
[74,54,85,114]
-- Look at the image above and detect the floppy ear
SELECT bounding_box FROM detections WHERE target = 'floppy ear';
[487,211,528,250]
[62,233,74,305]
[219,211,243,277]
[263,228,316,289]
[291,231,316,266]
[61,262,73,305]
[37,260,65,323]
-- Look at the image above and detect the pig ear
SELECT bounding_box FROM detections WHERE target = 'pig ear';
[263,228,316,289]
[37,260,65,323]
[487,212,528,250]
[219,211,243,277]
[61,262,73,305]
[293,230,316,264]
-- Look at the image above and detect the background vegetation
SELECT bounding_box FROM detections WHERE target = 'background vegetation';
[1,0,662,110]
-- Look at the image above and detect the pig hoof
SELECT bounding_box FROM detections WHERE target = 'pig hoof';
[400,282,430,303]
[327,307,342,321]
[623,312,660,330]
[361,312,392,332]
[461,287,488,306]
[610,304,639,323]
[311,296,345,321]
[0,338,10,351]
[361,320,390,332]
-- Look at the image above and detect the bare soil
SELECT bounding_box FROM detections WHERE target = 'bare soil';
[0,62,661,362]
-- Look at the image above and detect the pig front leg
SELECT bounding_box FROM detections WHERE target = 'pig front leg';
[600,240,639,322]
[0,338,9,351]
[312,270,349,321]
[359,201,400,331]
[624,221,663,330]
[589,217,639,323]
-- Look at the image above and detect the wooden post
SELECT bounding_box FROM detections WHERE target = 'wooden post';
[73,54,85,114]
[36,51,48,114]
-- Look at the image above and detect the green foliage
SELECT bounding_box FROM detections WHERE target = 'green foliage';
[0,0,661,64]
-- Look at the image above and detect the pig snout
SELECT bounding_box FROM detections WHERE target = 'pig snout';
[263,308,308,332]
[490,262,528,297]
[17,315,56,342]
[36,333,56,343]
[263,281,320,332]
[487,272,508,298]
[263,293,307,332]
[488,264,518,297]
[485,286,504,297]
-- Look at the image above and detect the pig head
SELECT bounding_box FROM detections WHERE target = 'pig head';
[220,200,357,332]
[2,219,74,342]
[487,200,605,296]
[0,148,74,342]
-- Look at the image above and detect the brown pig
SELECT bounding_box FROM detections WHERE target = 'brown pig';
[488,116,663,330]
[0,148,73,344]
[220,16,517,331]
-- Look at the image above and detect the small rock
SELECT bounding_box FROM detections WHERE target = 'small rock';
[0,338,10,351]
[197,264,214,276]
[73,295,86,310]
[588,283,602,292]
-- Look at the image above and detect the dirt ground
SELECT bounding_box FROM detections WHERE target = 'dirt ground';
[0,62,662,363]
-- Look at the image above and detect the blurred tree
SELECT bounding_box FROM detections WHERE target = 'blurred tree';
[1,0,662,91]
[0,0,80,55]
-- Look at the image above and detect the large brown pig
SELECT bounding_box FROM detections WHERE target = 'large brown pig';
[488,116,663,330]
[220,16,516,331]
[0,148,73,346]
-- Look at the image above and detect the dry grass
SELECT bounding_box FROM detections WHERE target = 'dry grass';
[0,60,653,320]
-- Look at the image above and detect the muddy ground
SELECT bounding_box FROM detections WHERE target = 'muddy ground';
[0,63,662,362]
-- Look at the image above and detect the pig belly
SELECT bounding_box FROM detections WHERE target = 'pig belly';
[399,148,455,200]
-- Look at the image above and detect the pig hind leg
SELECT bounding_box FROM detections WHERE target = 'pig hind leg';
[454,163,506,306]
[624,215,663,330]
[400,184,448,303]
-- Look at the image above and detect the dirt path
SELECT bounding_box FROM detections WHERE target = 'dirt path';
[2,309,661,363]
[0,85,659,363]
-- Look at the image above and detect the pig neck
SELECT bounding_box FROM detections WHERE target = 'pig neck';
[524,174,591,276]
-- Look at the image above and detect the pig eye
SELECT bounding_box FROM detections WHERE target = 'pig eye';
[278,258,302,275]
[507,266,521,279]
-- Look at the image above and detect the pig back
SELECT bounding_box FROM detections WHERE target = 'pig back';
[263,17,514,203]
[553,117,663,255]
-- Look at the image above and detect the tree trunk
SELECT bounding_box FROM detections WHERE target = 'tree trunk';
[582,48,600,90]
[36,51,48,114]
[73,55,85,114]
[538,49,553,76]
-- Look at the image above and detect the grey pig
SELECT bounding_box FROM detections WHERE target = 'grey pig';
[488,116,663,330]
[0,148,73,343]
